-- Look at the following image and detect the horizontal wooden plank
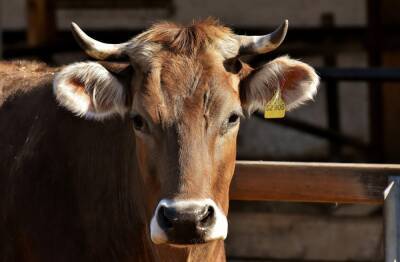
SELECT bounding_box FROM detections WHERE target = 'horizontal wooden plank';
[230,161,400,204]
[56,0,171,9]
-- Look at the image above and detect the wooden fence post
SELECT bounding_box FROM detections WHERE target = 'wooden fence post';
[384,176,400,261]
[26,0,56,47]
[0,0,3,58]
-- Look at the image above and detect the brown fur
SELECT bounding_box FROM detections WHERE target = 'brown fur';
[0,19,318,262]
[0,54,236,262]
[0,70,152,262]
[138,18,233,55]
[0,58,233,261]
[0,61,57,106]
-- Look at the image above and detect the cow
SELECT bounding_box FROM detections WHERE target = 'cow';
[0,19,319,262]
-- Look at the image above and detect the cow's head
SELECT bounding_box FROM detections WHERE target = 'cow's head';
[53,19,318,246]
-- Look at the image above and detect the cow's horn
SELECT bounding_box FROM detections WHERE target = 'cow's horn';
[237,20,288,55]
[71,22,128,60]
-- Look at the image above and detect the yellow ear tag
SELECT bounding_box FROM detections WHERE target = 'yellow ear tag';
[264,88,286,119]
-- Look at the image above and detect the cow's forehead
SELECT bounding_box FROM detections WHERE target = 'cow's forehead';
[157,50,234,97]
[126,18,240,72]
[132,50,240,125]
[127,19,242,123]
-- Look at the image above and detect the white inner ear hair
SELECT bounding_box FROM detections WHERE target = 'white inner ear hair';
[276,56,319,111]
[53,62,127,120]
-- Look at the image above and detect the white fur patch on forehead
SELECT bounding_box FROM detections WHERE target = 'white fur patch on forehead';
[213,35,240,59]
[125,41,162,72]
[53,62,128,120]
[123,18,239,68]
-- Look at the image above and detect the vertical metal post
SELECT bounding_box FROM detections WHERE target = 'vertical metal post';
[367,0,384,162]
[322,13,341,160]
[384,176,400,261]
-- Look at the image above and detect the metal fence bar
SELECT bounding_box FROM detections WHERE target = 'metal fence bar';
[317,68,400,81]
[384,176,400,262]
[321,13,342,160]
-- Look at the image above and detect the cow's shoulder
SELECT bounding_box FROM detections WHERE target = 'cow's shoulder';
[0,60,59,106]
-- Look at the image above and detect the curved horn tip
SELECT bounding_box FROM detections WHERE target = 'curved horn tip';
[282,20,289,33]
[70,21,128,60]
[237,19,289,55]
[71,22,80,32]
[70,22,88,38]
[282,19,289,34]
[284,19,289,27]
[70,22,94,53]
[271,19,289,45]
[70,22,86,42]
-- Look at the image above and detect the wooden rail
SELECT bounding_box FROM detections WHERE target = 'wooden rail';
[231,161,400,260]
[230,161,400,204]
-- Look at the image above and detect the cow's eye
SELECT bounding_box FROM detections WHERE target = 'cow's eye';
[221,112,241,135]
[132,115,145,131]
[228,113,240,125]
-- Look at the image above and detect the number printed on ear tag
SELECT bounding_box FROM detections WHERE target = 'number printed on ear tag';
[264,88,286,119]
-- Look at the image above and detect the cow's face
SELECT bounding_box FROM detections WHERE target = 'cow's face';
[132,51,242,245]
[54,19,319,246]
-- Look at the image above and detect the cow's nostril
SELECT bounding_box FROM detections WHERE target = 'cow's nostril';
[152,200,228,244]
[157,206,173,229]
[199,205,215,227]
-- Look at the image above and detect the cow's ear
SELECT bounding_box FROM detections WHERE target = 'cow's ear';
[53,61,132,120]
[240,56,319,116]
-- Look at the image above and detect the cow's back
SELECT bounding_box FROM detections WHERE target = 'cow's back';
[0,61,150,262]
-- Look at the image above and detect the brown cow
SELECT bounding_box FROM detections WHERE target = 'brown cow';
[0,19,319,262]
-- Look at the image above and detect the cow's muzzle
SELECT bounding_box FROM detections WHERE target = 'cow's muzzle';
[150,199,228,245]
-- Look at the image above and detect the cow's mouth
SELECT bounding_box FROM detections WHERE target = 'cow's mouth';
[150,198,228,245]
[167,238,208,246]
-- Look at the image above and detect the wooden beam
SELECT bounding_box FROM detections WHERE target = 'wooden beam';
[0,0,2,58]
[230,161,400,204]
[26,0,56,46]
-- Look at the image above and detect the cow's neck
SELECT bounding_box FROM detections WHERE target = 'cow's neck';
[153,240,226,262]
